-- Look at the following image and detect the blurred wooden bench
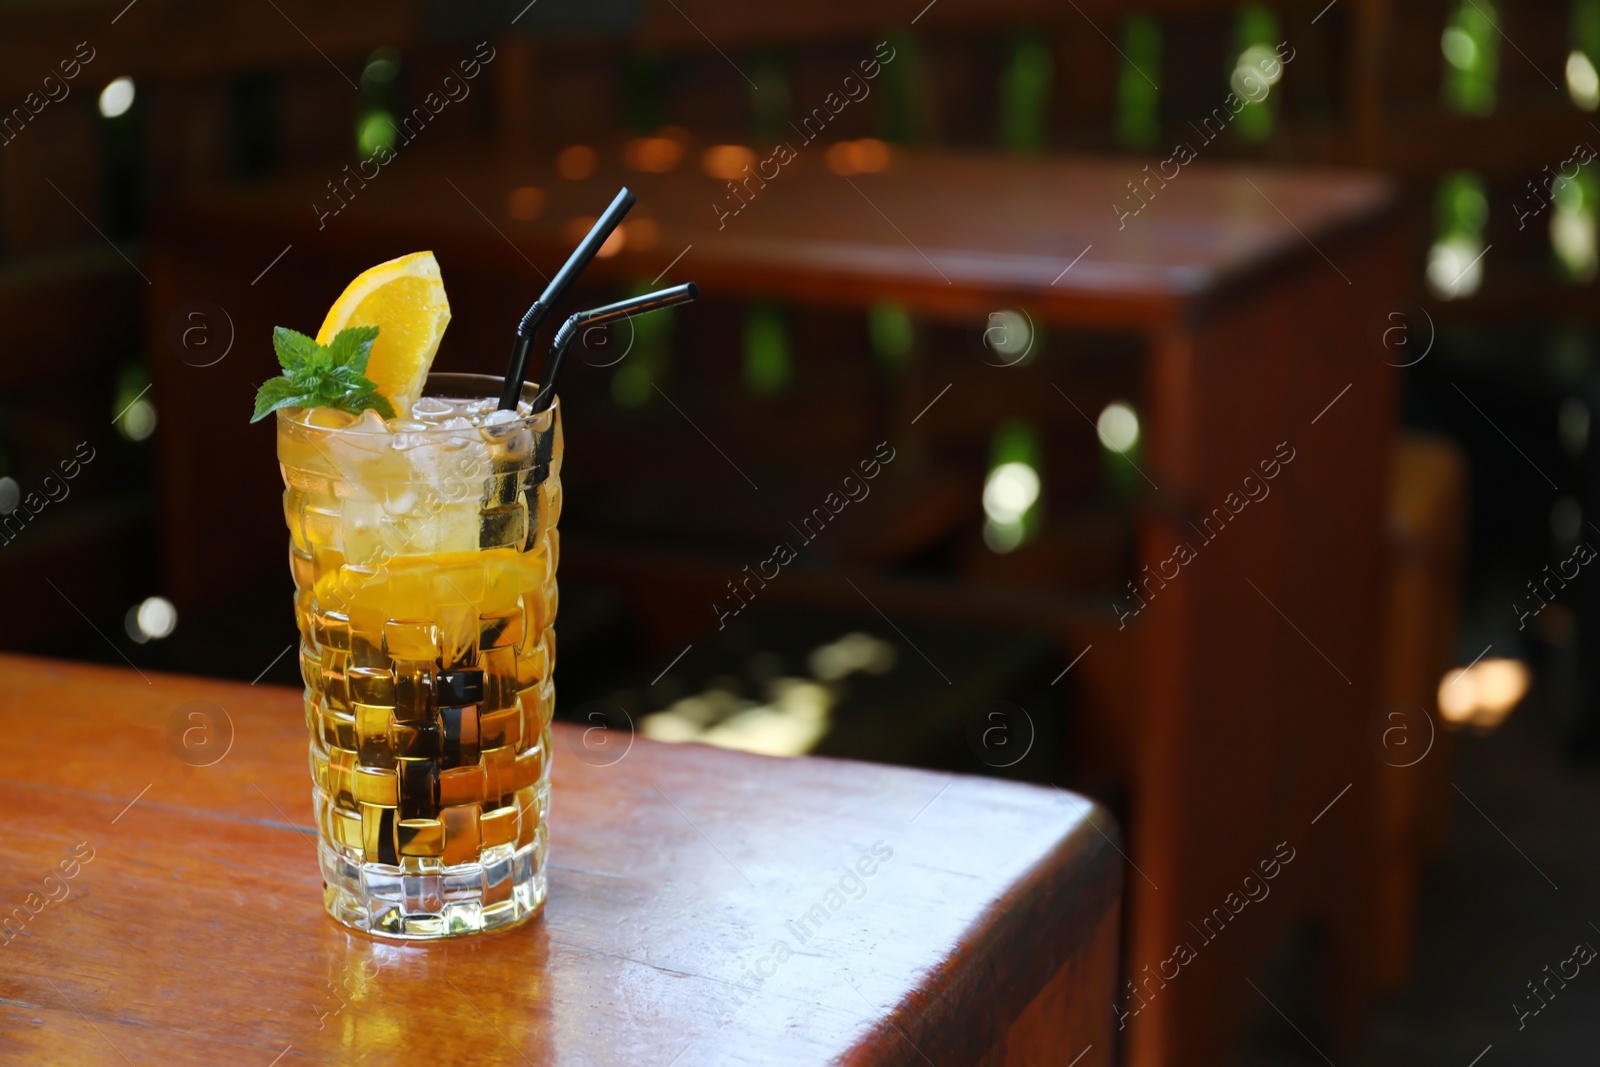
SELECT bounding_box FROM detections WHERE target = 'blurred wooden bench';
[1373,433,1467,991]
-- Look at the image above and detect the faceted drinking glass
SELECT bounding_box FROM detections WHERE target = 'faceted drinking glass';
[278,372,559,938]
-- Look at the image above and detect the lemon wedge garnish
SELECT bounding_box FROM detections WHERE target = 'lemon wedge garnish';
[316,251,450,418]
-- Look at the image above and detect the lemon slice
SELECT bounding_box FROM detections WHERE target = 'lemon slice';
[316,251,450,418]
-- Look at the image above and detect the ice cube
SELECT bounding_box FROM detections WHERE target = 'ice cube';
[324,409,401,494]
[436,500,481,553]
[305,408,356,429]
[342,499,384,566]
[384,485,418,515]
[350,409,388,433]
[366,423,493,556]
[378,508,431,558]
[411,397,452,419]
[481,407,535,472]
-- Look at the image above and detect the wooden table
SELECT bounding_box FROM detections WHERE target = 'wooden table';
[0,654,1121,1066]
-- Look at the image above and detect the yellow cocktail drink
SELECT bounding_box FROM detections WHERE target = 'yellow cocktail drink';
[278,375,559,937]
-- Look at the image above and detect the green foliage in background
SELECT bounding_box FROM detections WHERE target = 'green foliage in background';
[743,304,792,396]
[985,419,1044,551]
[1442,0,1498,115]
[113,363,151,433]
[1232,4,1279,142]
[999,29,1053,155]
[749,51,792,142]
[880,32,929,145]
[1577,0,1600,62]
[1436,171,1489,241]
[990,418,1039,469]
[357,47,401,160]
[1117,15,1161,149]
[1552,168,1600,282]
[611,281,677,408]
[868,302,915,371]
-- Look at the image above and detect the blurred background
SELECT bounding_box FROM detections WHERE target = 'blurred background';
[3,0,1599,1063]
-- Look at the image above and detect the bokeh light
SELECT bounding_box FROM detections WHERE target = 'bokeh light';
[126,596,178,643]
[624,136,685,173]
[557,145,598,180]
[506,186,546,221]
[1097,402,1141,453]
[98,77,135,119]
[701,144,756,181]
[1437,658,1529,730]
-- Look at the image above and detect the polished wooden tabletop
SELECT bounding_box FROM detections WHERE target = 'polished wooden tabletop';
[0,654,1120,1065]
[165,142,1394,328]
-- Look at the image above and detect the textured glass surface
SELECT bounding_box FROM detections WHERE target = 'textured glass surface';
[277,375,559,939]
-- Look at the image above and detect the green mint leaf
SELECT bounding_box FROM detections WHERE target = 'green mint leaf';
[272,327,319,371]
[337,391,395,420]
[252,376,311,422]
[328,365,379,391]
[255,324,394,422]
[327,325,380,374]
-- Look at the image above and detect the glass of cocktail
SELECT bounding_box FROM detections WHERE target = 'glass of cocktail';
[279,372,560,938]
[256,208,692,938]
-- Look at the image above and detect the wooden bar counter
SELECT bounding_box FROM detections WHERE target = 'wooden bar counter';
[0,654,1121,1066]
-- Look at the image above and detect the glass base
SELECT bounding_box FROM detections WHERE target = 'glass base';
[319,838,546,940]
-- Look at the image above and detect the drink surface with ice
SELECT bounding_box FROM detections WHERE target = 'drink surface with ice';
[279,375,559,938]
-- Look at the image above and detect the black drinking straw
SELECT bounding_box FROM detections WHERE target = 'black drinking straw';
[530,283,699,415]
[497,186,636,411]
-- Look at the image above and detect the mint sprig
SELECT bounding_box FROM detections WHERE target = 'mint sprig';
[251,325,396,423]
